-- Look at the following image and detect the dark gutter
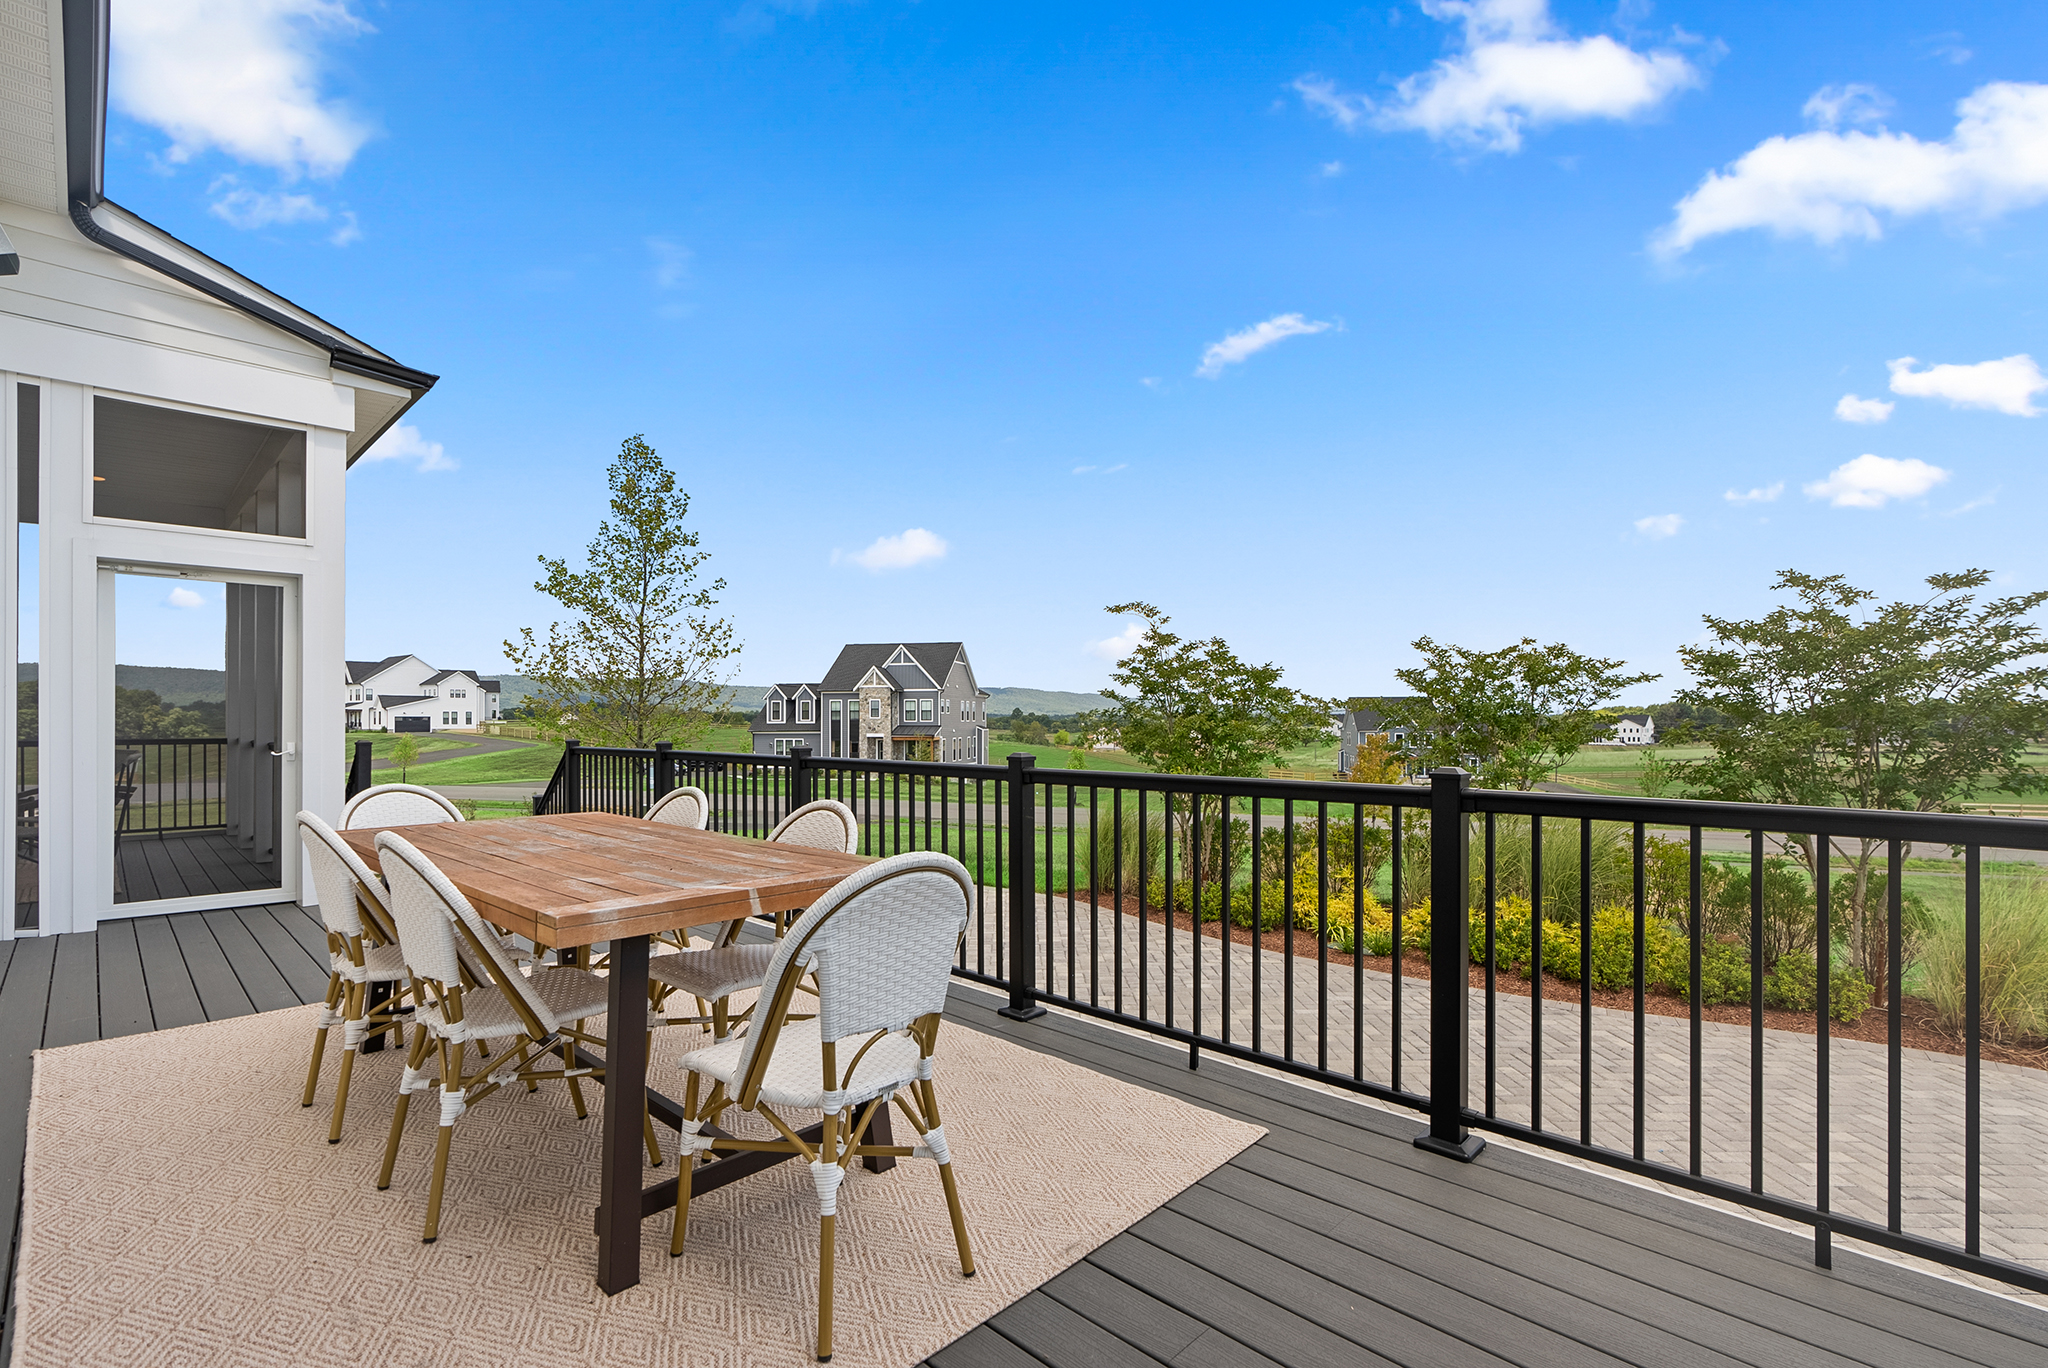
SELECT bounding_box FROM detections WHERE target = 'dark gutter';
[60,0,437,396]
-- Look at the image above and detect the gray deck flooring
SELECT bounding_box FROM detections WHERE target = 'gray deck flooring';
[114,829,280,905]
[0,907,2041,1367]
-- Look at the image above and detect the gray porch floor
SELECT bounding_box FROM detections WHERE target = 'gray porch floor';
[0,906,2041,1367]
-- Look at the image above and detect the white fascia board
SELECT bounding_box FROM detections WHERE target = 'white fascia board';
[0,310,356,431]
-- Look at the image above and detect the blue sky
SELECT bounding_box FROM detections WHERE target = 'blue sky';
[101,1,2048,698]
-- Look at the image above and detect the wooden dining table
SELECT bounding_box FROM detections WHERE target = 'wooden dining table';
[338,809,876,1294]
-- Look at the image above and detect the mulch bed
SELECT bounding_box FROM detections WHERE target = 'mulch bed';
[1059,893,2048,1072]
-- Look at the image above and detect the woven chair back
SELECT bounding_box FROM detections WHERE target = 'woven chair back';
[298,809,388,940]
[374,831,554,1036]
[736,851,970,1100]
[343,783,464,830]
[645,786,709,829]
[766,798,859,855]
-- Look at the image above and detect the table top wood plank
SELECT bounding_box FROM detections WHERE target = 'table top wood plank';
[337,813,869,948]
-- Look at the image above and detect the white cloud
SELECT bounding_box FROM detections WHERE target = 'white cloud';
[1834,394,1894,424]
[1072,464,1129,475]
[836,528,947,572]
[208,178,328,229]
[1139,376,1163,390]
[1803,454,1950,508]
[166,586,206,609]
[1320,160,1345,177]
[1887,353,2048,416]
[1090,621,1146,661]
[328,210,361,246]
[1298,0,1700,154]
[1802,83,1891,131]
[1633,513,1684,538]
[361,423,456,472]
[112,0,374,180]
[1724,482,1784,504]
[1655,81,2048,257]
[1195,313,1333,378]
[1942,493,1996,516]
[648,237,693,290]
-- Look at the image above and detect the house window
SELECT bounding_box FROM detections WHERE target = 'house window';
[868,699,879,719]
[799,698,812,723]
[451,689,466,699]
[770,698,783,723]
[465,711,472,726]
[920,698,934,722]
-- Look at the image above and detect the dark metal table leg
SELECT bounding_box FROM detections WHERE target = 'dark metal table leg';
[596,934,649,1294]
[362,981,391,1053]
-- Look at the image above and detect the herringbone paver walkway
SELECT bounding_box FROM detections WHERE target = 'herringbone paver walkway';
[961,894,2048,1273]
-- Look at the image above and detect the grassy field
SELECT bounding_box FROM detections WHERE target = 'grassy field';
[1550,742,2048,801]
[343,730,479,760]
[400,741,562,786]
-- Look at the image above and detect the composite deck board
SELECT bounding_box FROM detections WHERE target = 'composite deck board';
[977,1292,1164,1368]
[167,912,254,1021]
[0,915,2037,1368]
[129,916,203,1030]
[41,934,100,1050]
[94,920,152,1039]
[936,986,2048,1368]
[231,906,330,1002]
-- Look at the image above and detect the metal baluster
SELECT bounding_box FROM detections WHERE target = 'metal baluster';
[1966,843,1982,1257]
[1751,828,1765,1195]
[1580,818,1593,1149]
[1816,838,1831,1257]
[1316,799,1329,1074]
[1690,825,1703,1177]
[1634,821,1646,1162]
[1391,804,1402,1095]
[1484,811,1497,1117]
[1531,815,1543,1132]
[1283,797,1295,1063]
[1887,837,1902,1234]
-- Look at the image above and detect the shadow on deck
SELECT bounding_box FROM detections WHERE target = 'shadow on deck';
[0,907,2041,1367]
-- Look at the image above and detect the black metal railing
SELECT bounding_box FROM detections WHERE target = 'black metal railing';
[112,738,230,834]
[530,740,2048,1294]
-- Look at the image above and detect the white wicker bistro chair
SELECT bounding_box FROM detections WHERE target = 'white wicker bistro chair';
[668,850,976,1363]
[645,798,861,1039]
[372,831,631,1242]
[343,782,464,829]
[645,785,709,829]
[298,810,416,1143]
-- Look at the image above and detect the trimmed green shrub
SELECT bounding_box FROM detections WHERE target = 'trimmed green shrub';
[1759,952,1873,1022]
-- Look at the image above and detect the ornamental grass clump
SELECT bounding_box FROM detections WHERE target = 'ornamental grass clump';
[1919,871,2048,1046]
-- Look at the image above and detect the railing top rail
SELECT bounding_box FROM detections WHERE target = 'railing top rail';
[113,736,229,744]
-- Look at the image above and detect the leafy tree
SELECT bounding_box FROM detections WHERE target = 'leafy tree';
[1097,602,1330,882]
[505,435,741,748]
[391,734,422,782]
[1668,569,2048,1002]
[113,687,217,740]
[1386,637,1659,791]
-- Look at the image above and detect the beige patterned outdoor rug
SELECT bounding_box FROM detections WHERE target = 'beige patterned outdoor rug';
[13,1001,1261,1368]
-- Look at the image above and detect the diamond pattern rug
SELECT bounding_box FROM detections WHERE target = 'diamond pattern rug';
[14,999,1261,1367]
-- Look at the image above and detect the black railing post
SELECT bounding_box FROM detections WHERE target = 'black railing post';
[653,741,675,804]
[562,738,583,814]
[1417,767,1484,1161]
[790,745,814,811]
[999,751,1045,1021]
[345,740,372,801]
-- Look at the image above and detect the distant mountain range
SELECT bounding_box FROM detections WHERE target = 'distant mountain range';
[20,664,226,707]
[482,676,1110,717]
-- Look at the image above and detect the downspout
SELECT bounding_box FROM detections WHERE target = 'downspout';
[59,0,436,395]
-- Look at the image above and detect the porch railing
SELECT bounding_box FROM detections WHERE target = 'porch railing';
[532,739,2048,1295]
[15,739,234,835]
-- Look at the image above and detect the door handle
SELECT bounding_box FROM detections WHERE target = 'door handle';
[269,742,297,760]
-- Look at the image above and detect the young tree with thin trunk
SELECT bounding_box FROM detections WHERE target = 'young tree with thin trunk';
[1387,637,1659,791]
[505,435,741,749]
[1667,569,2048,1004]
[1097,602,1331,882]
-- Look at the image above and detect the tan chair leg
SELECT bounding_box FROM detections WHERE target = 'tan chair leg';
[328,980,362,1144]
[423,1038,461,1243]
[377,1026,435,1190]
[643,1105,662,1167]
[302,971,344,1106]
[563,1032,589,1119]
[816,1109,838,1362]
[922,1080,975,1276]
[670,1075,699,1259]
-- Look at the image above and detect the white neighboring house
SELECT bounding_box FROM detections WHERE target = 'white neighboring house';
[1602,713,1656,746]
[0,4,436,933]
[346,655,501,732]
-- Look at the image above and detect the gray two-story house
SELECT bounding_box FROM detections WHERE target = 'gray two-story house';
[752,643,991,763]
[1337,706,1417,776]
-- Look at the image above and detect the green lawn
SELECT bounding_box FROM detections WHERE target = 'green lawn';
[1549,744,1714,795]
[344,730,479,760]
[400,740,563,786]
